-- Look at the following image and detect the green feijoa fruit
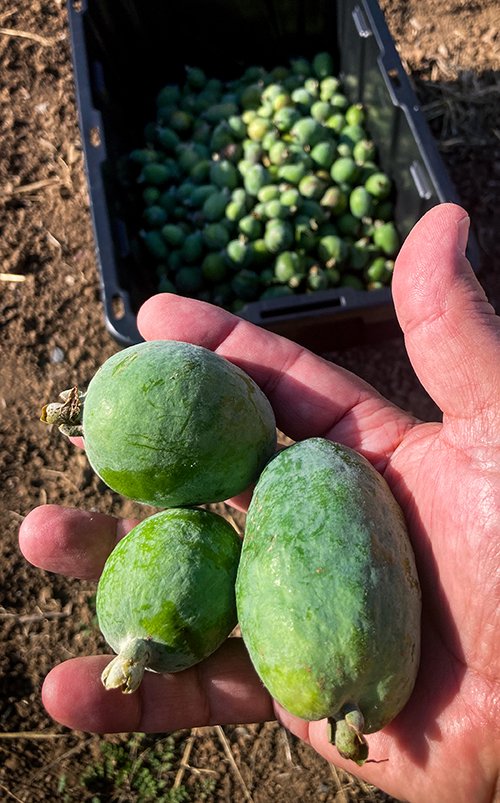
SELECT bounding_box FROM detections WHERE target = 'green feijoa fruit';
[352,139,376,163]
[247,117,273,141]
[242,140,263,163]
[203,223,230,251]
[330,157,359,185]
[364,256,392,284]
[280,187,301,208]
[312,51,334,79]
[349,238,371,270]
[203,190,229,222]
[261,83,282,105]
[158,275,176,293]
[226,238,251,267]
[300,199,327,222]
[228,115,247,140]
[258,184,281,203]
[250,238,271,264]
[274,251,302,282]
[156,84,181,107]
[235,438,421,764]
[290,117,325,147]
[318,234,349,265]
[290,57,311,77]
[337,142,353,158]
[311,101,333,123]
[277,162,308,185]
[185,66,207,89]
[142,162,171,186]
[273,106,301,133]
[238,215,263,240]
[345,104,366,126]
[202,252,227,282]
[177,146,201,175]
[244,164,270,197]
[225,200,247,223]
[326,266,341,286]
[143,230,169,261]
[374,200,394,222]
[143,187,161,208]
[240,84,262,109]
[298,174,327,200]
[252,202,268,221]
[190,160,211,185]
[142,204,168,228]
[168,250,182,272]
[320,186,348,215]
[181,231,204,263]
[272,92,292,112]
[231,269,261,301]
[358,161,379,182]
[330,92,349,111]
[177,180,196,202]
[264,219,294,253]
[175,266,204,295]
[310,140,337,170]
[373,221,399,256]
[337,213,361,238]
[320,76,340,101]
[210,160,239,191]
[349,186,375,219]
[261,129,281,152]
[157,127,181,151]
[307,264,328,290]
[189,183,218,209]
[295,219,318,251]
[98,507,241,693]
[264,200,288,220]
[268,141,290,166]
[291,87,314,113]
[61,341,277,507]
[161,224,186,249]
[170,109,193,134]
[365,172,392,199]
[260,284,295,299]
[210,122,233,153]
[325,112,347,134]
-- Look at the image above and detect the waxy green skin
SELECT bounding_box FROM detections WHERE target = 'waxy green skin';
[82,340,277,508]
[236,438,421,736]
[97,507,241,674]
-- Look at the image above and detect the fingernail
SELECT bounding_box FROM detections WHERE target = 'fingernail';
[457,215,470,256]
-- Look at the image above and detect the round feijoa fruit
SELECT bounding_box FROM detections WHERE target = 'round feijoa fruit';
[61,341,276,507]
[98,507,241,693]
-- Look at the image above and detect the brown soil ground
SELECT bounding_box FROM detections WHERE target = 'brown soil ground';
[1,0,500,801]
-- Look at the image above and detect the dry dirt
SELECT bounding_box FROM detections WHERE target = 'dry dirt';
[1,0,500,801]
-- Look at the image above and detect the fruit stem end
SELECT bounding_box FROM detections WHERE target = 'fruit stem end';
[101,638,152,694]
[40,387,85,437]
[327,703,368,766]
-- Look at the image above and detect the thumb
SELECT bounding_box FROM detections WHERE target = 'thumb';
[392,203,500,425]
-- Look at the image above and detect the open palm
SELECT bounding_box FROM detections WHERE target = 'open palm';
[20,204,500,803]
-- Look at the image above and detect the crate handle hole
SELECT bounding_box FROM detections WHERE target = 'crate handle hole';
[111,294,125,320]
[89,126,101,148]
[387,68,401,88]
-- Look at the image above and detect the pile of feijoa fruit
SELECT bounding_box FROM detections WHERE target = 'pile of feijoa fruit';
[128,52,399,311]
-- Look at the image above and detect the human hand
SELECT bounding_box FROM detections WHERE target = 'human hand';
[19,203,500,803]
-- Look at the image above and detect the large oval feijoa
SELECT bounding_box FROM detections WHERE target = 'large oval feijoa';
[236,437,421,764]
[82,340,277,507]
[98,507,241,693]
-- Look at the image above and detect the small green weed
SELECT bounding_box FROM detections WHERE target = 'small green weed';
[80,733,213,802]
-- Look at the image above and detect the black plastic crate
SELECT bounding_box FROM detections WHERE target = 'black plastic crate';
[67,0,477,351]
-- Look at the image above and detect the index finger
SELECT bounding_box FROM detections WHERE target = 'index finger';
[137,295,416,468]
